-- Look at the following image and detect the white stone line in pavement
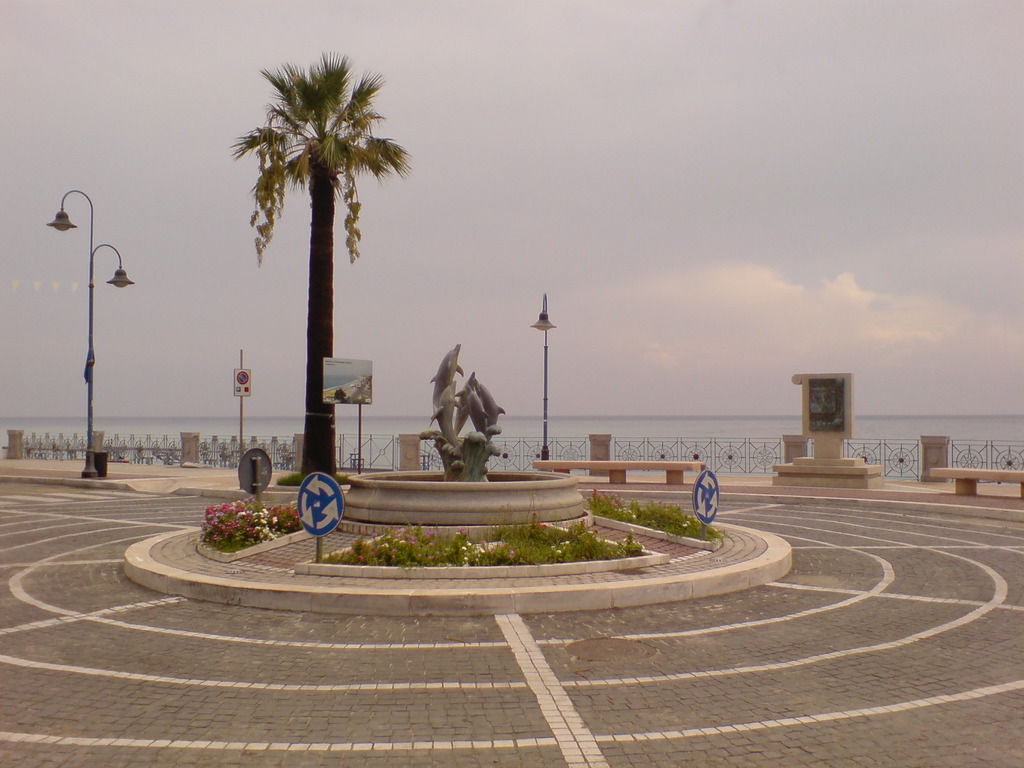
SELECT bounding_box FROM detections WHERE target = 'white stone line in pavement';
[0,597,184,637]
[0,651,529,691]
[8,534,180,616]
[791,544,1018,549]
[6,539,510,650]
[0,495,63,503]
[567,546,1007,688]
[595,678,1024,744]
[732,508,1024,548]
[497,613,610,768]
[40,492,138,501]
[0,730,559,753]
[727,500,1024,535]
[769,578,1024,611]
[79,614,510,650]
[551,547,896,644]
[0,558,122,569]
[0,525,163,555]
[1,506,194,530]
[4,677,1022,754]
[5,531,503,652]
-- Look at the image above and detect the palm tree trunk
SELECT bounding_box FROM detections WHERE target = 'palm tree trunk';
[301,169,337,475]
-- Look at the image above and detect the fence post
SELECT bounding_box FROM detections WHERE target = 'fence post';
[783,434,809,463]
[292,433,303,472]
[589,434,611,476]
[180,432,200,465]
[920,435,950,482]
[5,430,24,459]
[398,434,421,471]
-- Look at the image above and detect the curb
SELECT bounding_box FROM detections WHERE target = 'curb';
[123,523,792,616]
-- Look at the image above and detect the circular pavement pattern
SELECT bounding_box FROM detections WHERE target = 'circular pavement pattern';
[1,486,1022,767]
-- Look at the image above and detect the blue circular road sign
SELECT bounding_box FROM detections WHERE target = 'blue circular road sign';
[297,472,344,537]
[691,469,720,525]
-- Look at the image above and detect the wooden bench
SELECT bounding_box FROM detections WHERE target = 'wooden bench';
[533,460,705,485]
[929,468,1024,498]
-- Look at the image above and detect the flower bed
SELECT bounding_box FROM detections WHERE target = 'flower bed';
[200,499,302,553]
[323,518,642,567]
[586,491,722,540]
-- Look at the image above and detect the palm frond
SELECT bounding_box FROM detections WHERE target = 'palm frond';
[234,52,409,263]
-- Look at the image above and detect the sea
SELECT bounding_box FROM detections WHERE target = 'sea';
[2,414,1022,442]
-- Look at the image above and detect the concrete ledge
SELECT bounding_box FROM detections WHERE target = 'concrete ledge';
[124,523,791,616]
[197,529,311,563]
[594,515,723,551]
[295,551,672,579]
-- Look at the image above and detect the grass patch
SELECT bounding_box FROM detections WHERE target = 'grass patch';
[323,518,643,567]
[276,471,350,487]
[586,491,722,541]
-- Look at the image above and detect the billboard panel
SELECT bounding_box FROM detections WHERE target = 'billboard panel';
[323,358,373,405]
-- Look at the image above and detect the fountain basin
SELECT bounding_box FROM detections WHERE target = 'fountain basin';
[342,470,586,526]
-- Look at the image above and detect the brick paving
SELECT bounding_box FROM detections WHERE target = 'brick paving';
[1,482,1022,766]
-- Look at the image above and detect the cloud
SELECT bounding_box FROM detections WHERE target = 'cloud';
[567,264,1019,413]
[599,265,969,361]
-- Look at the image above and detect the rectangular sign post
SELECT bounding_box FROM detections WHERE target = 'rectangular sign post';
[234,350,252,449]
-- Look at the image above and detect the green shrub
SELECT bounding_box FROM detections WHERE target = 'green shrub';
[324,518,643,567]
[587,491,722,540]
[276,471,350,487]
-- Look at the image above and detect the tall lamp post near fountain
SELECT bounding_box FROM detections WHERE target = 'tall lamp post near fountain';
[531,294,556,460]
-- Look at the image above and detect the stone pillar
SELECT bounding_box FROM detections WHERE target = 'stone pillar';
[920,435,950,483]
[782,434,809,463]
[589,434,612,477]
[6,430,24,459]
[180,432,200,465]
[399,434,422,471]
[93,431,105,452]
[293,434,303,471]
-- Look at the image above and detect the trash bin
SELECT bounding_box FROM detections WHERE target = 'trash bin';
[94,451,109,478]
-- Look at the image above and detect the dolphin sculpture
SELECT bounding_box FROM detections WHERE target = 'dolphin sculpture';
[466,383,488,433]
[430,381,460,447]
[464,372,505,432]
[430,344,464,411]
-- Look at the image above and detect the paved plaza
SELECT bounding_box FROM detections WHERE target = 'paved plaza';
[0,474,1022,767]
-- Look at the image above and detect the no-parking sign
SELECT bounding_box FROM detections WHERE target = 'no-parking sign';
[234,368,252,397]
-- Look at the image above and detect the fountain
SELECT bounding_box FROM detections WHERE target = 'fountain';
[341,345,586,527]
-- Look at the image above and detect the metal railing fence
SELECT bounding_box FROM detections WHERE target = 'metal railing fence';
[12,431,1024,480]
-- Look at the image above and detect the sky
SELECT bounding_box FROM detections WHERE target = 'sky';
[2,0,1021,424]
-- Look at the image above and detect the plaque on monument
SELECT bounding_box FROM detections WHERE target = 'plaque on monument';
[808,377,845,432]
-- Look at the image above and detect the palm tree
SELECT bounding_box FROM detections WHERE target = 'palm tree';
[233,54,409,475]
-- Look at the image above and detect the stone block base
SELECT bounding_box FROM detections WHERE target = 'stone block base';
[772,457,885,490]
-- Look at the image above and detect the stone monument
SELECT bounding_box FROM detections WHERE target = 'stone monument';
[772,373,884,489]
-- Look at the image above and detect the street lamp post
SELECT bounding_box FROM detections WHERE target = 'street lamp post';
[531,294,556,461]
[47,191,135,478]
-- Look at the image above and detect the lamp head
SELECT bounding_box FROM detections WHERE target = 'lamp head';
[531,294,555,332]
[531,313,556,332]
[47,210,77,231]
[107,267,134,288]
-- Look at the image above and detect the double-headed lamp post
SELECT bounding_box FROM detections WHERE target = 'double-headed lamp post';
[47,190,135,478]
[531,294,556,461]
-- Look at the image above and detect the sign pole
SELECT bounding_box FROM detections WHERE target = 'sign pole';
[357,403,363,473]
[238,349,245,449]
[298,472,345,565]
